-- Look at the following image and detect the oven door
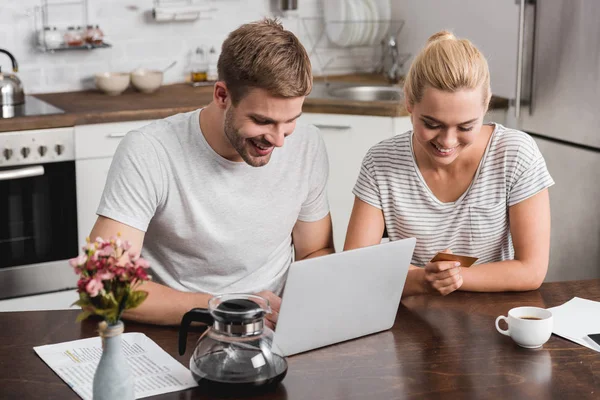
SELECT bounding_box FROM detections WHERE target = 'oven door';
[0,161,79,299]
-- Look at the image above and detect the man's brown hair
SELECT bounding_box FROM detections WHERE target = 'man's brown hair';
[217,18,312,104]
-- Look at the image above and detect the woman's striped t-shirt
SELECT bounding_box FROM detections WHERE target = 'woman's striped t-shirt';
[352,123,555,267]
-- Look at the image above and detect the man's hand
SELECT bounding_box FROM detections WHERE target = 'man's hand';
[423,249,463,296]
[255,290,282,329]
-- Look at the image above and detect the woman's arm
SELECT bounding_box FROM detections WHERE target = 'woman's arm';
[459,189,551,292]
[344,197,462,297]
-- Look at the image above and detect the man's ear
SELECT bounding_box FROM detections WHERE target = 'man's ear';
[213,82,229,109]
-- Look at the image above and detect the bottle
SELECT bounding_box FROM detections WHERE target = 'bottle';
[190,47,207,84]
[91,25,104,45]
[84,25,94,43]
[45,27,64,49]
[65,26,84,47]
[206,46,218,81]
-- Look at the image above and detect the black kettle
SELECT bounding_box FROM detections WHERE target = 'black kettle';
[0,49,24,106]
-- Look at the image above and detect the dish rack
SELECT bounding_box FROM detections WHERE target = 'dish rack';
[299,16,410,76]
[34,0,111,52]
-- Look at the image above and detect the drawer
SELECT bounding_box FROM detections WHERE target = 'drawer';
[74,119,155,160]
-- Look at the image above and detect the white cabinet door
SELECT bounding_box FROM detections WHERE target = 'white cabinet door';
[74,119,155,160]
[299,114,396,251]
[74,119,155,247]
[76,157,113,247]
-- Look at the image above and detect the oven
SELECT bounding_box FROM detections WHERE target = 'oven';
[0,127,78,299]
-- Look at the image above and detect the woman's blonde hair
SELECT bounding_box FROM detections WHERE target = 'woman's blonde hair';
[218,18,312,105]
[403,30,491,110]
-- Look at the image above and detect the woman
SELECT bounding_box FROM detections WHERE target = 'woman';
[344,31,554,297]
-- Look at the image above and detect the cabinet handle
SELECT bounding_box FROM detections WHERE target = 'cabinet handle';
[0,165,45,181]
[107,133,127,138]
[313,124,351,131]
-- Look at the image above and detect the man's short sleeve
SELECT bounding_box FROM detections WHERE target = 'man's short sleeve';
[298,130,330,222]
[96,130,164,232]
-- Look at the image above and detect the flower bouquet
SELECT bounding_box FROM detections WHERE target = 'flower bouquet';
[70,235,151,324]
[69,235,152,400]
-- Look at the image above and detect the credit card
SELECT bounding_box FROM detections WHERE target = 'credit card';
[430,252,478,267]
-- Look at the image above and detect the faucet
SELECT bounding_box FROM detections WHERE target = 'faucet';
[378,35,405,84]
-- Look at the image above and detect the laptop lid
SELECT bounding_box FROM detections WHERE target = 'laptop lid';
[273,237,416,356]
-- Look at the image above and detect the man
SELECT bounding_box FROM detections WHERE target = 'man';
[89,19,334,326]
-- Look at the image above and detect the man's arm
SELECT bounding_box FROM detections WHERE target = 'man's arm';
[89,216,212,326]
[292,213,335,260]
[459,189,551,291]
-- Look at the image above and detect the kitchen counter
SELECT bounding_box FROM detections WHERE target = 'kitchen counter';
[1,279,598,399]
[0,77,509,132]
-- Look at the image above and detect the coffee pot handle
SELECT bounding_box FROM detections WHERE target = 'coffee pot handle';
[178,308,214,355]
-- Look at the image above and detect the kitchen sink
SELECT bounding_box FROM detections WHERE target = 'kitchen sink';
[308,82,403,103]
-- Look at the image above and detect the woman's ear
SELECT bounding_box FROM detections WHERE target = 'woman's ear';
[213,82,229,109]
[405,98,413,115]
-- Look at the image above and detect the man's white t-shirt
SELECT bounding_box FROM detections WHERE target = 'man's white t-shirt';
[97,109,329,295]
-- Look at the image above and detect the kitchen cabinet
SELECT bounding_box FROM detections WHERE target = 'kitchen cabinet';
[75,120,154,247]
[299,114,408,251]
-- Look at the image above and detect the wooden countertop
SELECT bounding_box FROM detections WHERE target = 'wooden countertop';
[1,279,598,399]
[0,76,509,132]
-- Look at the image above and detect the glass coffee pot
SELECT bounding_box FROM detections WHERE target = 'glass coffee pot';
[178,294,287,394]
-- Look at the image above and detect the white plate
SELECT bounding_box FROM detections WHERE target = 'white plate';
[357,0,371,46]
[324,0,348,47]
[346,0,362,47]
[364,0,380,45]
[373,0,391,44]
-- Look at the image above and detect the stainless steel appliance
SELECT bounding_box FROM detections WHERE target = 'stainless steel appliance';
[1,95,64,119]
[0,127,78,299]
[0,49,24,106]
[511,0,600,281]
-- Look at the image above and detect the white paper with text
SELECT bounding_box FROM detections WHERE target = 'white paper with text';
[548,297,600,352]
[34,332,197,400]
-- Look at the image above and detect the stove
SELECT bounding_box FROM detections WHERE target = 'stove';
[1,95,64,119]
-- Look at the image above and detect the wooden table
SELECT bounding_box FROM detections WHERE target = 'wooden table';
[1,280,599,399]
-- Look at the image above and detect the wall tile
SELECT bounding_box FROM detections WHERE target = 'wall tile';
[3,0,374,94]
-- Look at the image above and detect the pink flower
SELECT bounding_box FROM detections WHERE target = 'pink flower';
[96,270,115,281]
[85,278,104,297]
[134,267,149,281]
[77,277,89,293]
[135,257,150,269]
[122,241,132,251]
[97,246,116,258]
[69,254,87,268]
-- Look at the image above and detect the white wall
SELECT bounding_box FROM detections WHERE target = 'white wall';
[1,0,361,94]
[391,0,520,99]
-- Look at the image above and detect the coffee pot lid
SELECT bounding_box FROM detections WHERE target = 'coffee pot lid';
[210,295,270,324]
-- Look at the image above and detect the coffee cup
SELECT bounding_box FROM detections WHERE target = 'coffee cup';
[495,306,553,348]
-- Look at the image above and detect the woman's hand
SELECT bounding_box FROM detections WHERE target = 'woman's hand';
[423,249,463,295]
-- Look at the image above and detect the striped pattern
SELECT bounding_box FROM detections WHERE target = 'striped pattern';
[353,124,554,267]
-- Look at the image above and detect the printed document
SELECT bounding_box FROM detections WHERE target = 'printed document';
[34,332,197,400]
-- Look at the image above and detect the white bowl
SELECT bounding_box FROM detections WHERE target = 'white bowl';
[95,72,130,96]
[130,68,163,93]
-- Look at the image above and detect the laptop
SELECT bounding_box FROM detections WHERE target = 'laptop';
[273,237,416,356]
